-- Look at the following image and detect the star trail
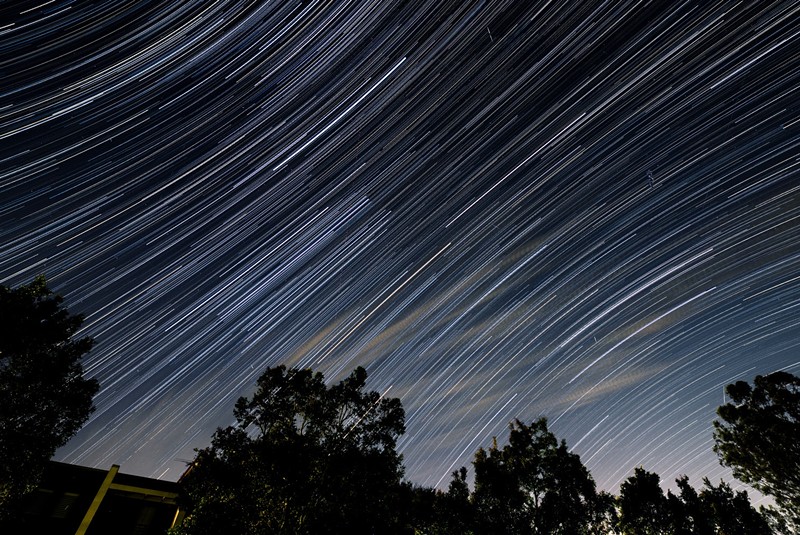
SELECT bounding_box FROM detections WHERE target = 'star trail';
[1,1,799,496]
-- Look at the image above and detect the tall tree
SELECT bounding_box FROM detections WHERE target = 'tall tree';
[586,491,617,535]
[665,474,770,535]
[472,436,524,534]
[435,467,475,535]
[0,276,98,518]
[173,365,406,535]
[698,478,771,535]
[713,371,800,522]
[617,467,669,535]
[472,418,601,534]
[666,475,714,535]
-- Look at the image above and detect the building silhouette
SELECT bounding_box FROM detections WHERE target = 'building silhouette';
[11,461,183,534]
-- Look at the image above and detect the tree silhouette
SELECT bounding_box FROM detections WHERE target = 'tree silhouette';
[698,478,771,535]
[662,474,771,534]
[0,276,98,519]
[713,371,800,523]
[435,467,475,534]
[666,475,714,535]
[617,467,669,535]
[403,466,476,535]
[586,490,617,535]
[172,365,406,535]
[472,418,603,534]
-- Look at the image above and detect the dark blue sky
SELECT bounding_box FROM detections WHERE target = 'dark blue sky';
[1,1,798,498]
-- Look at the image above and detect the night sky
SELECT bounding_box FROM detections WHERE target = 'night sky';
[2,1,799,497]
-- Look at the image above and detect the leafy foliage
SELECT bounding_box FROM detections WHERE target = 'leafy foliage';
[617,467,669,535]
[697,478,771,535]
[0,276,98,518]
[618,469,771,535]
[173,365,406,535]
[666,475,714,535]
[406,467,475,535]
[472,418,605,534]
[438,466,474,534]
[713,371,800,522]
[173,366,792,534]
